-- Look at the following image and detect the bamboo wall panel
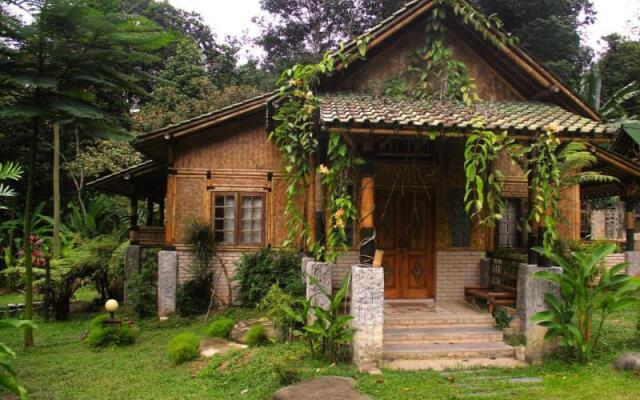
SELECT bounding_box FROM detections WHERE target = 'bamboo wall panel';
[173,175,206,244]
[558,184,581,240]
[174,114,281,171]
[333,19,523,101]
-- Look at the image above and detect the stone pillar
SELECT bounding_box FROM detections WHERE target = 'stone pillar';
[625,251,640,277]
[123,245,141,303]
[351,265,384,372]
[305,261,332,311]
[157,250,178,317]
[516,263,562,364]
[480,258,491,287]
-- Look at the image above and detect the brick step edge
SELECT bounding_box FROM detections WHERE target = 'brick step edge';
[382,342,515,360]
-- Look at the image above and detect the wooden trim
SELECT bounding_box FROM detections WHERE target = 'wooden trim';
[327,127,611,143]
[165,174,176,246]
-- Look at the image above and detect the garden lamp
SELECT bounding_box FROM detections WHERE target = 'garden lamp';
[105,299,119,319]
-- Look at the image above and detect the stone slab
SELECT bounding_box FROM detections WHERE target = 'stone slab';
[199,338,247,358]
[613,352,640,372]
[301,256,314,284]
[351,265,384,370]
[385,357,527,371]
[157,250,177,317]
[272,376,370,400]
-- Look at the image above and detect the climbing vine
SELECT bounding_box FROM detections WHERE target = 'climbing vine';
[463,121,517,228]
[270,37,370,262]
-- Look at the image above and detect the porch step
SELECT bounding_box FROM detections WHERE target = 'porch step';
[382,341,516,361]
[384,314,495,329]
[383,326,503,345]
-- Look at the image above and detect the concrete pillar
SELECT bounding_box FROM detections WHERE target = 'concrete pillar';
[351,265,384,372]
[305,261,332,311]
[123,245,141,303]
[516,263,562,364]
[157,250,178,317]
[625,251,640,277]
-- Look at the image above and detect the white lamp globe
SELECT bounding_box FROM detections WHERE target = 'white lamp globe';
[105,299,119,313]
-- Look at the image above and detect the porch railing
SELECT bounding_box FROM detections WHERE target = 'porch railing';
[130,226,165,247]
[489,255,521,293]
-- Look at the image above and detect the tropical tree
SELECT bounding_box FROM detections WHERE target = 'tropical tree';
[580,62,639,121]
[256,0,404,74]
[0,0,171,346]
[599,34,640,118]
[472,0,595,85]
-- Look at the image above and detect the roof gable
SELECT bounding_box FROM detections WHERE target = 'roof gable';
[134,0,602,161]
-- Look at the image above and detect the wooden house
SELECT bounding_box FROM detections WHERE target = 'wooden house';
[90,0,640,307]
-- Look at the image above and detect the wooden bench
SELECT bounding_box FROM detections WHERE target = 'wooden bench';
[465,256,520,314]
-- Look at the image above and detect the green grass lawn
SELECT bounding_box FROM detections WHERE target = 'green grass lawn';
[1,299,639,400]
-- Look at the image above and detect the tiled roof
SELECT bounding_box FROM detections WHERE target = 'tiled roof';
[319,94,616,136]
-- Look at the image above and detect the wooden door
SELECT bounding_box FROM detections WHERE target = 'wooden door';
[375,189,434,299]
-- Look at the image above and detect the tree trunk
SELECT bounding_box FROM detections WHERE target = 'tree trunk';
[23,118,39,347]
[53,122,61,258]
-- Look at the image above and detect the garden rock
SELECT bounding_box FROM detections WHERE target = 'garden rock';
[272,376,370,400]
[199,338,247,358]
[613,352,640,372]
[229,318,275,344]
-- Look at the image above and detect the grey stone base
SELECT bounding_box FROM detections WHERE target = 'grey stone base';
[301,256,315,284]
[157,250,178,317]
[516,263,562,364]
[350,265,384,370]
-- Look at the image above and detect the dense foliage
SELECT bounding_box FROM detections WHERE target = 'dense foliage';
[245,324,269,347]
[234,248,303,306]
[257,284,298,340]
[282,275,354,362]
[532,243,640,361]
[598,34,640,119]
[127,249,158,319]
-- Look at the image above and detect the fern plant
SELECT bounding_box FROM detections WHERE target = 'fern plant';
[0,162,23,209]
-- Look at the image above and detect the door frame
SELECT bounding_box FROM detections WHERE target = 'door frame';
[375,186,437,299]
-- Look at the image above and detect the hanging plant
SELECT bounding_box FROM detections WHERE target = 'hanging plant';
[270,37,370,262]
[463,120,518,227]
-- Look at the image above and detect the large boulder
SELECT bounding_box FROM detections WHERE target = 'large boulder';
[229,318,276,344]
[272,376,370,400]
[613,352,640,372]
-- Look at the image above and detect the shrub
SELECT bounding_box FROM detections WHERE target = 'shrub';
[176,273,212,317]
[127,249,158,318]
[107,240,129,300]
[532,243,640,361]
[86,314,136,348]
[272,356,301,385]
[205,317,235,338]
[167,332,200,364]
[177,219,215,316]
[245,324,269,347]
[234,248,303,306]
[492,306,514,330]
[257,285,297,341]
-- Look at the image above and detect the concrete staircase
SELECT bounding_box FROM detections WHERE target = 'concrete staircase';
[382,301,520,370]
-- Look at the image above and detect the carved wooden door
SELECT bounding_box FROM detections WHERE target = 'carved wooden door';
[375,189,434,299]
